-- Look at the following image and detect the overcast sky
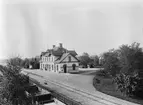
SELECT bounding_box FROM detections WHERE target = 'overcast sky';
[1,0,143,59]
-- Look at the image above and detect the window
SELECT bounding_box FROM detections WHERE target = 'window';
[40,64,42,69]
[52,65,53,70]
[57,65,58,71]
[49,65,50,71]
[48,65,49,71]
[68,56,71,62]
[43,64,44,69]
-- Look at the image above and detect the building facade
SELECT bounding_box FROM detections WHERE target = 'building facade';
[40,43,79,73]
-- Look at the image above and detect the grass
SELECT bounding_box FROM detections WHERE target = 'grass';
[69,70,98,75]
[93,71,143,105]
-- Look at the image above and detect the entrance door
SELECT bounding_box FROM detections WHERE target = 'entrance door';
[72,64,76,70]
[63,64,67,73]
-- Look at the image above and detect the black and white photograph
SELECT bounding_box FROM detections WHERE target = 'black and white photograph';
[0,0,143,105]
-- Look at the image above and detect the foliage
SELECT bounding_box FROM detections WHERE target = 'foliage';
[90,55,100,67]
[29,58,40,69]
[114,73,143,97]
[0,97,12,105]
[102,49,120,76]
[113,42,143,97]
[118,42,143,75]
[78,52,100,68]
[20,57,40,69]
[94,42,143,98]
[21,58,30,69]
[0,57,38,105]
[78,52,92,68]
[95,70,109,78]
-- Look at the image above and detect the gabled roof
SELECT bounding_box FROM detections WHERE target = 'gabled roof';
[55,53,79,63]
[41,45,78,58]
[55,53,69,63]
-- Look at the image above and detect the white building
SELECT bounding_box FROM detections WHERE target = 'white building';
[40,43,79,73]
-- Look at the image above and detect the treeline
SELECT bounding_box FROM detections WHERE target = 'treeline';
[9,57,40,69]
[21,57,40,69]
[94,42,143,98]
[78,53,101,68]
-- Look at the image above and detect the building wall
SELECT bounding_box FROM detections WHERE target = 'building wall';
[62,54,78,62]
[40,55,56,71]
[59,62,79,72]
[40,54,79,73]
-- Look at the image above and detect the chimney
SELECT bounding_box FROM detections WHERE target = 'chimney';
[53,45,55,48]
[59,43,63,48]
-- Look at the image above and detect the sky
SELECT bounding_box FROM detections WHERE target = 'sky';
[0,0,143,59]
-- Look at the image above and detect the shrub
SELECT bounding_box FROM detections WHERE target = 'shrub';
[114,72,143,97]
[95,70,109,78]
[93,76,101,88]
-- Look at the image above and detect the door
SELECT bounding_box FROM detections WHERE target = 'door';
[63,64,67,73]
[72,64,76,70]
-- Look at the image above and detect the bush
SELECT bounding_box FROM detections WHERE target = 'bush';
[95,70,109,78]
[114,73,143,97]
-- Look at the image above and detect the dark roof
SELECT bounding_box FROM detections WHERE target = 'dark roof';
[55,53,79,63]
[41,46,78,61]
[55,53,69,63]
[67,50,77,56]
[40,52,47,56]
[46,47,67,56]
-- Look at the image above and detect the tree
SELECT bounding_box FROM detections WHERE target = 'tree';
[0,57,37,105]
[102,49,120,76]
[29,58,40,69]
[21,58,30,69]
[20,57,40,69]
[114,42,143,97]
[118,42,143,75]
[78,52,91,68]
[90,55,99,67]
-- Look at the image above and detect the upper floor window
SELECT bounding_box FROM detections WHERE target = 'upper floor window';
[68,56,71,62]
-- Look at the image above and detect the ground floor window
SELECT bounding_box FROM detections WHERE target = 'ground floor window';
[57,65,59,71]
[52,65,54,70]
